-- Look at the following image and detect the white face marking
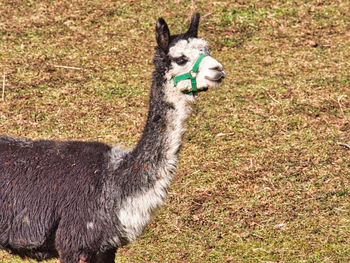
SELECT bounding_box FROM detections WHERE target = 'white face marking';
[167,38,225,93]
[169,38,210,58]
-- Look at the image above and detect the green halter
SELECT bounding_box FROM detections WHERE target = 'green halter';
[174,54,209,95]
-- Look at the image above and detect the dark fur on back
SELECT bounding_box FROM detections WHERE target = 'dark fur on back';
[0,135,111,260]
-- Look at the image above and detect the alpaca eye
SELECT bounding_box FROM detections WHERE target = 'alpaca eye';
[174,56,188,66]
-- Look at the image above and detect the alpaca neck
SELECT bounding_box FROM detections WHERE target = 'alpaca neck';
[131,78,193,183]
[113,76,193,244]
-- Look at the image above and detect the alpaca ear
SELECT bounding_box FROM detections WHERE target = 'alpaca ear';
[186,13,200,38]
[156,18,170,52]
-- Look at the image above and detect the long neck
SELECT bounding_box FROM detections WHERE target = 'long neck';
[106,56,194,244]
[130,72,192,184]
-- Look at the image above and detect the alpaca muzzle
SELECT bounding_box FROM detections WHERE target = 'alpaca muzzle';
[174,54,209,95]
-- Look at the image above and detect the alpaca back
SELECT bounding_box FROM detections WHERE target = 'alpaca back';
[0,136,111,254]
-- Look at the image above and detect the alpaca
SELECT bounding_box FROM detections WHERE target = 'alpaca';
[0,13,225,263]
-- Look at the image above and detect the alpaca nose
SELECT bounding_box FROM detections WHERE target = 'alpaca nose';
[212,63,225,76]
[219,70,226,79]
[216,71,226,81]
[210,65,226,81]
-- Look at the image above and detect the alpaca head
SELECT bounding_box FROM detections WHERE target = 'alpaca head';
[155,13,225,95]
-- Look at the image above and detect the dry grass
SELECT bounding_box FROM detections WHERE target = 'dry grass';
[0,0,349,262]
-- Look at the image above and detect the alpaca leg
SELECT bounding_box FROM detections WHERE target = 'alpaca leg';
[96,248,117,263]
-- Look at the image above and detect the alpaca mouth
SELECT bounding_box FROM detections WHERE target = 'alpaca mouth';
[205,71,226,82]
[197,87,208,92]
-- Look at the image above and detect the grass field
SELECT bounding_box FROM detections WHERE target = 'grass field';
[0,0,349,262]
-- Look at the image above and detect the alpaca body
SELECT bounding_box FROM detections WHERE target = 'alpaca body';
[0,13,225,262]
[0,89,188,260]
[0,138,112,260]
[0,139,110,259]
